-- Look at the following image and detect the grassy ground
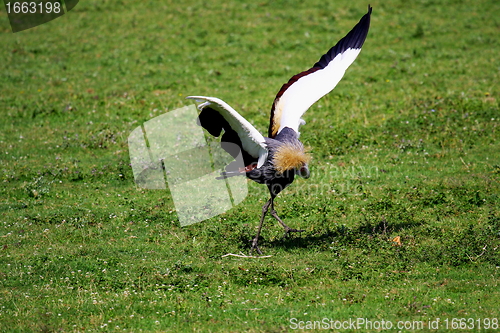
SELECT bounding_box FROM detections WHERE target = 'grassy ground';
[1,0,499,331]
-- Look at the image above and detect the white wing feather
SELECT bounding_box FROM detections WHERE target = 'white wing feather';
[187,96,269,168]
[275,48,361,136]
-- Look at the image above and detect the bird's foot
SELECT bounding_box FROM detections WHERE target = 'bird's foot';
[250,237,263,255]
[270,209,304,238]
[282,226,305,238]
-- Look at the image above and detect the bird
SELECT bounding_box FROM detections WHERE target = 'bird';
[187,6,372,254]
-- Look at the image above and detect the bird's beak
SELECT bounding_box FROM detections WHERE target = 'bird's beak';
[297,164,310,179]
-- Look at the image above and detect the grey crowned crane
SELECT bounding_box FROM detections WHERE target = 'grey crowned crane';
[187,6,372,254]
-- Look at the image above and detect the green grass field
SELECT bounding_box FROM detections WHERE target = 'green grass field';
[1,0,499,331]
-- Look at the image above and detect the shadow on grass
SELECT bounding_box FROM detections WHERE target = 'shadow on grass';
[257,219,425,251]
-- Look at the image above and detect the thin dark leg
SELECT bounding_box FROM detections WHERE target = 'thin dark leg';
[250,198,272,255]
[269,199,305,238]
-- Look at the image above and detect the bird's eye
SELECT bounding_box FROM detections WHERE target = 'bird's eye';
[297,165,310,179]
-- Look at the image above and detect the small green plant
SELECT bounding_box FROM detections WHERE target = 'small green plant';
[24,176,52,198]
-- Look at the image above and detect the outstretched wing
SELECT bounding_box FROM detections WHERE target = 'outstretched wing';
[187,96,268,169]
[269,6,372,138]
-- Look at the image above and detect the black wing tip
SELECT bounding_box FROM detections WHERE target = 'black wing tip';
[312,5,372,69]
[341,5,372,49]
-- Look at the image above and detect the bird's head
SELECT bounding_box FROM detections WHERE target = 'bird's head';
[273,141,311,178]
